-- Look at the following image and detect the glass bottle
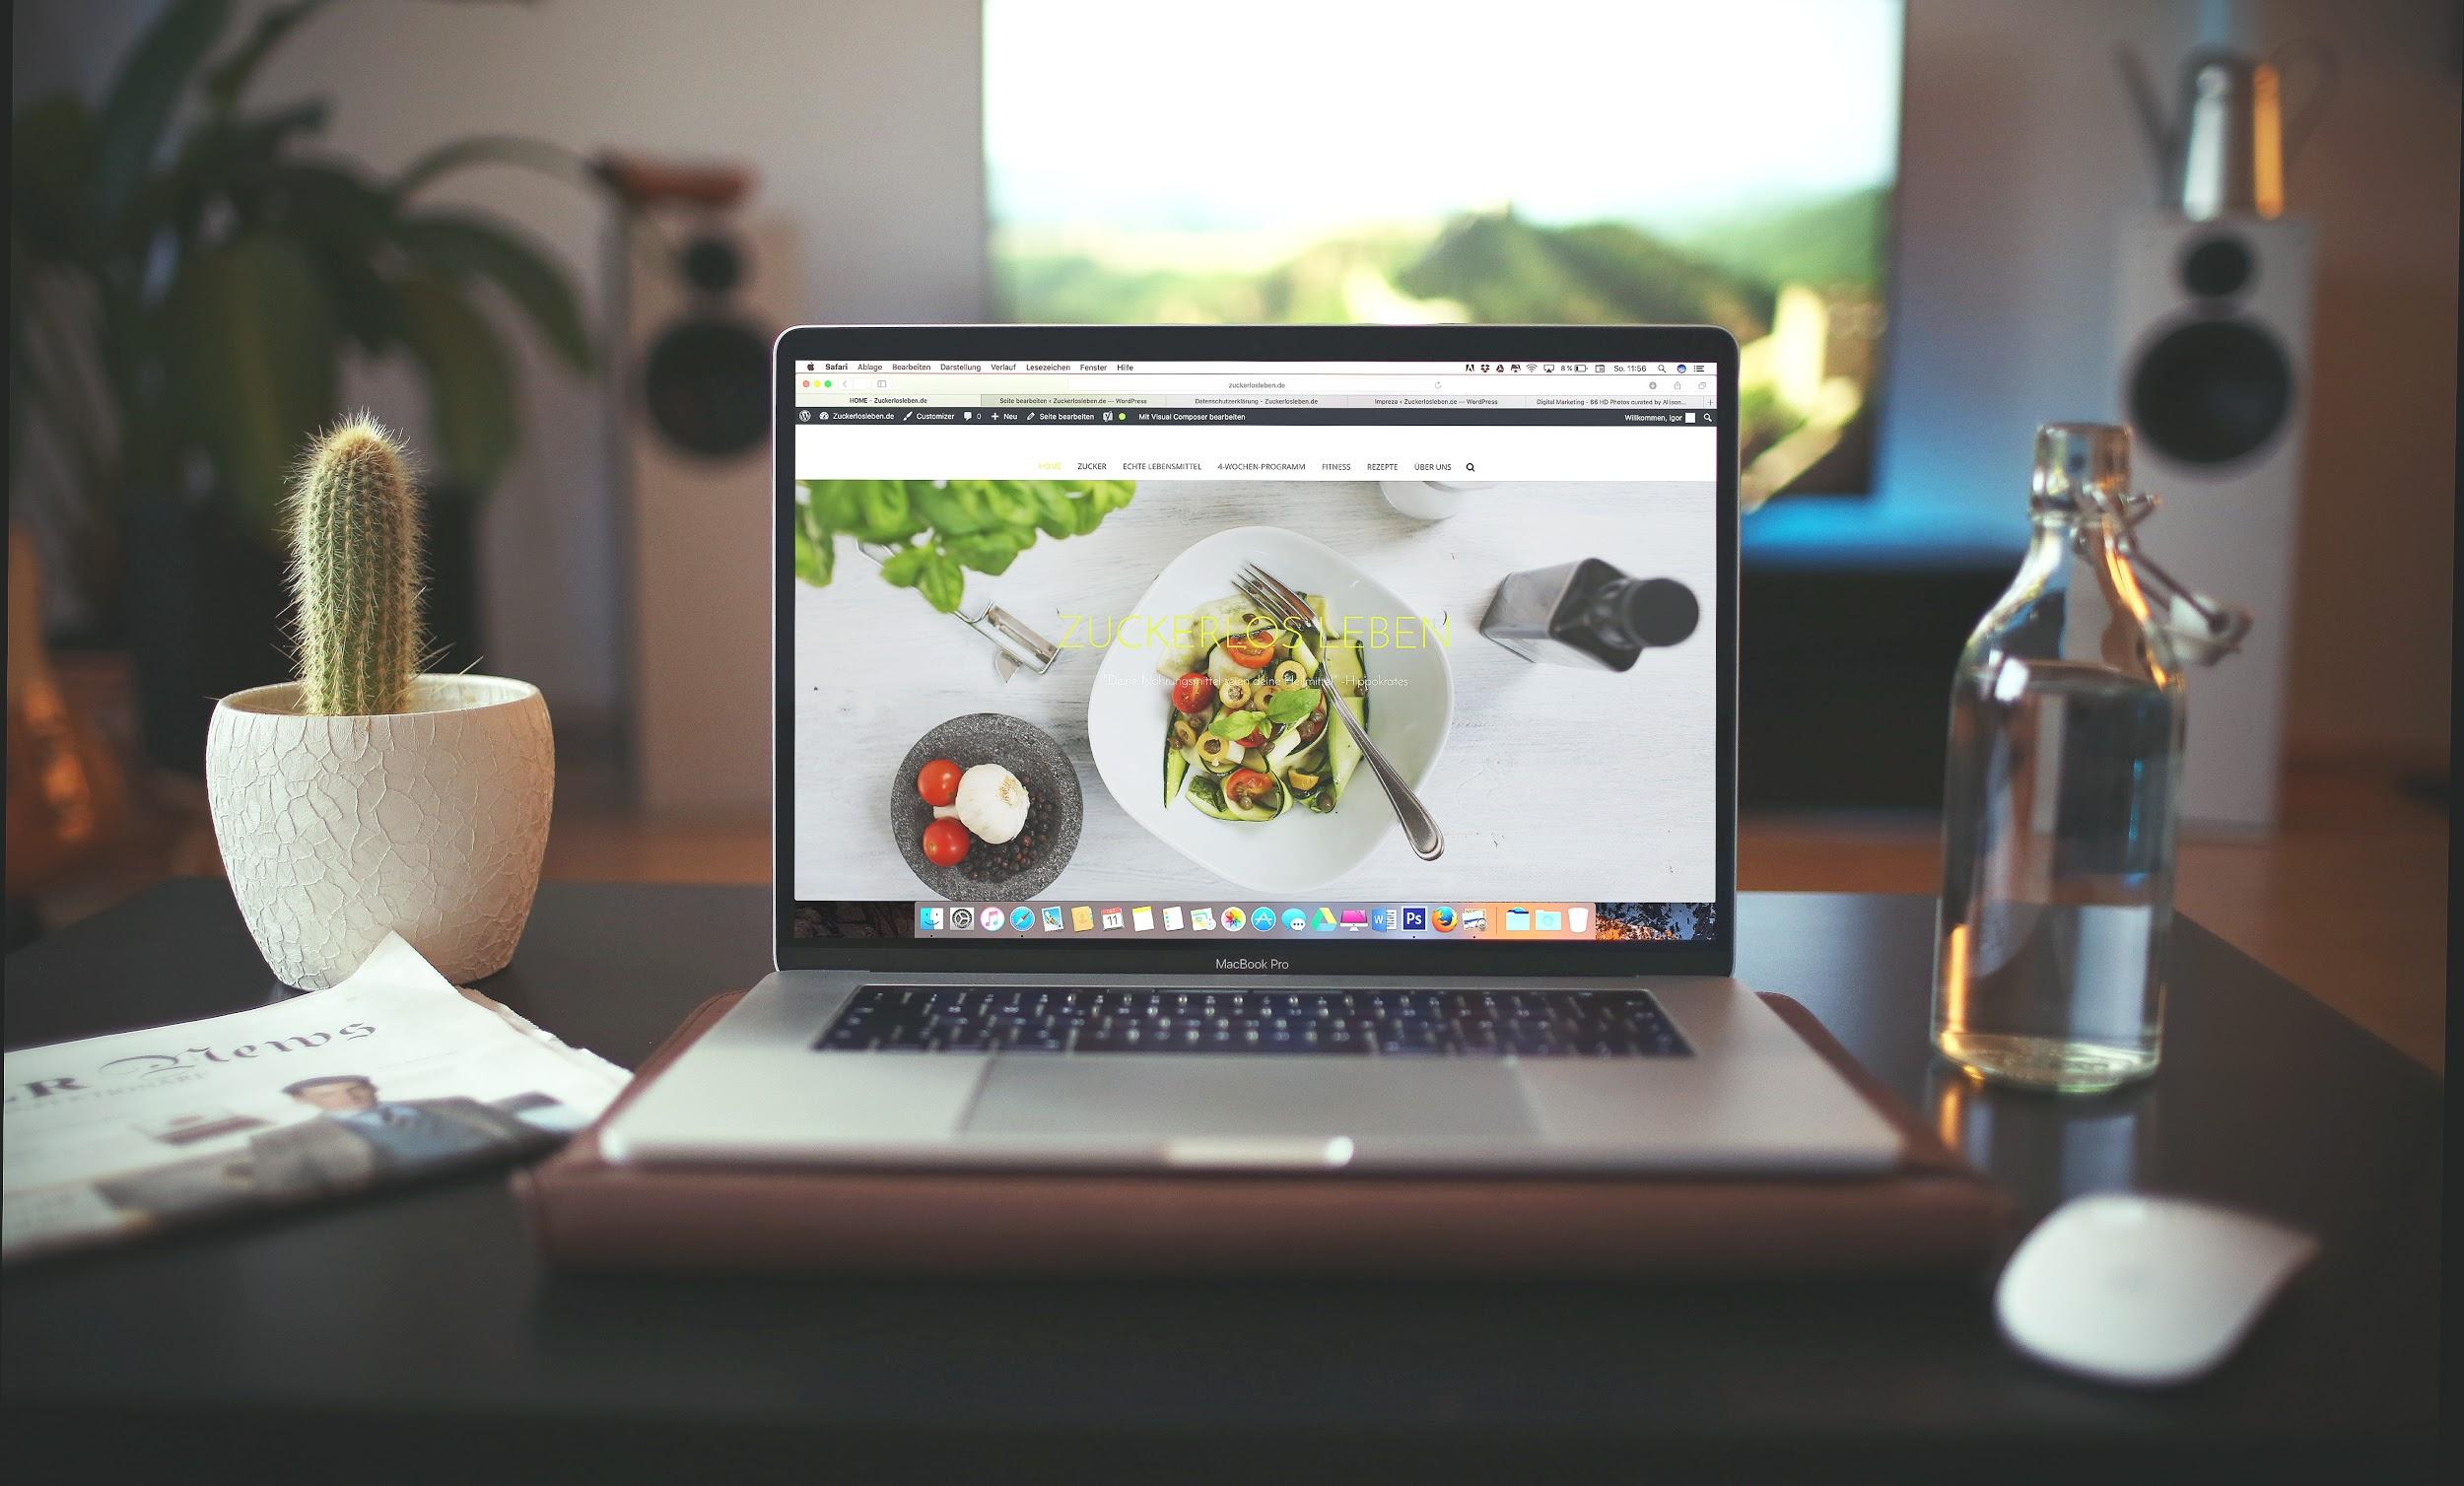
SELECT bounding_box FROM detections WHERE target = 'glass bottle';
[1479,559,1700,670]
[1933,424,2186,1092]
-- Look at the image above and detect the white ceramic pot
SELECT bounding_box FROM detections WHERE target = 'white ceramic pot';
[205,675,554,989]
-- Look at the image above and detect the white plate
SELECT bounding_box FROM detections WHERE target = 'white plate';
[1086,525,1453,895]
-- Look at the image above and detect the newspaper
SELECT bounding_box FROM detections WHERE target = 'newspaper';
[2,933,630,1265]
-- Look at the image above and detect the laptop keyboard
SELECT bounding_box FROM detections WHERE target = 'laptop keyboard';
[815,987,1691,1058]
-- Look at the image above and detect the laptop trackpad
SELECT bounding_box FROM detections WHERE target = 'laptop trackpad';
[963,1059,1537,1144]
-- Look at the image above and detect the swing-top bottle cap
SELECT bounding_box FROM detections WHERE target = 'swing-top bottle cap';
[2031,423,2132,512]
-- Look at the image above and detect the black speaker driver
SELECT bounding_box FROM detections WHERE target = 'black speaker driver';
[2126,316,2294,468]
[680,235,745,295]
[642,316,770,458]
[2179,234,2255,301]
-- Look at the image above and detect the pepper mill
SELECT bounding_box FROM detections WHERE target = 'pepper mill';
[1479,559,1699,671]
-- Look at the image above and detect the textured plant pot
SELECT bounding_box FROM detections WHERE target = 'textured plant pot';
[205,675,553,988]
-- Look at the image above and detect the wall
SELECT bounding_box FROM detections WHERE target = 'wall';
[1824,0,2454,761]
[282,0,990,741]
[15,0,2453,765]
[13,0,990,742]
[2254,0,2459,760]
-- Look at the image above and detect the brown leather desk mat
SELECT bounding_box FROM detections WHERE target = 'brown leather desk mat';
[519,991,2009,1275]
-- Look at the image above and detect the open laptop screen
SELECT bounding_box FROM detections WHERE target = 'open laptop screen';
[777,329,1734,974]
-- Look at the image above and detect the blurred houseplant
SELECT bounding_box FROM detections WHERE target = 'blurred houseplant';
[8,0,593,768]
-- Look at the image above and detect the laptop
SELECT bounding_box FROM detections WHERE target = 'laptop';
[601,325,1901,1175]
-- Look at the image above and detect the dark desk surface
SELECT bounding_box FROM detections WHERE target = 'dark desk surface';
[3,881,2441,1477]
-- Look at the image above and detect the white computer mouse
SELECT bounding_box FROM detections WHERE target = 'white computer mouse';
[1995,1192,2318,1388]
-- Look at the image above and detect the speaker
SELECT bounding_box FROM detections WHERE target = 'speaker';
[2111,211,2315,829]
[617,206,797,815]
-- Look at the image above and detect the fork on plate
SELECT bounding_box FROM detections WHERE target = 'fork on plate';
[1234,562,1444,862]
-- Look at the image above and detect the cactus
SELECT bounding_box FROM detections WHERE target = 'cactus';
[289,417,425,715]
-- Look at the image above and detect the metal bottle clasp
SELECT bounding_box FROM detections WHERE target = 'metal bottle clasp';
[2088,491,2254,666]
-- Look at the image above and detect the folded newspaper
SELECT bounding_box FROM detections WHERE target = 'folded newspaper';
[3,933,630,1265]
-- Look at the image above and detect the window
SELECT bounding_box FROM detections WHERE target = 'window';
[983,0,1904,500]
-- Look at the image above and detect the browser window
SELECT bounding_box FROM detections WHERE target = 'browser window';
[787,358,1722,948]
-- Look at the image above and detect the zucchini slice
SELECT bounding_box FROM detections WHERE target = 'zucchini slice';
[1155,595,1252,679]
[1263,721,1316,777]
[1206,642,1261,692]
[1183,770,1286,822]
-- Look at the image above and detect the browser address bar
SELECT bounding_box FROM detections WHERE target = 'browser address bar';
[1061,374,1707,395]
[1063,375,1448,393]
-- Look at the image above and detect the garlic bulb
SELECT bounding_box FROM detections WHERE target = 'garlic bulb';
[932,763,1030,844]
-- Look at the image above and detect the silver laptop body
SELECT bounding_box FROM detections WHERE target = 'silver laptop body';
[602,325,1901,1177]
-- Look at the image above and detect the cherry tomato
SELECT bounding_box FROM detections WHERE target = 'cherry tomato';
[1238,729,1266,748]
[1221,632,1275,669]
[922,817,971,866]
[917,758,962,807]
[1224,768,1276,809]
[1171,673,1215,714]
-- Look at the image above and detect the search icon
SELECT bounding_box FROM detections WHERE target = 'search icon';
[1466,462,1475,473]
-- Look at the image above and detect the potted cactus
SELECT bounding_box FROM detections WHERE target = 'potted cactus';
[205,419,553,988]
